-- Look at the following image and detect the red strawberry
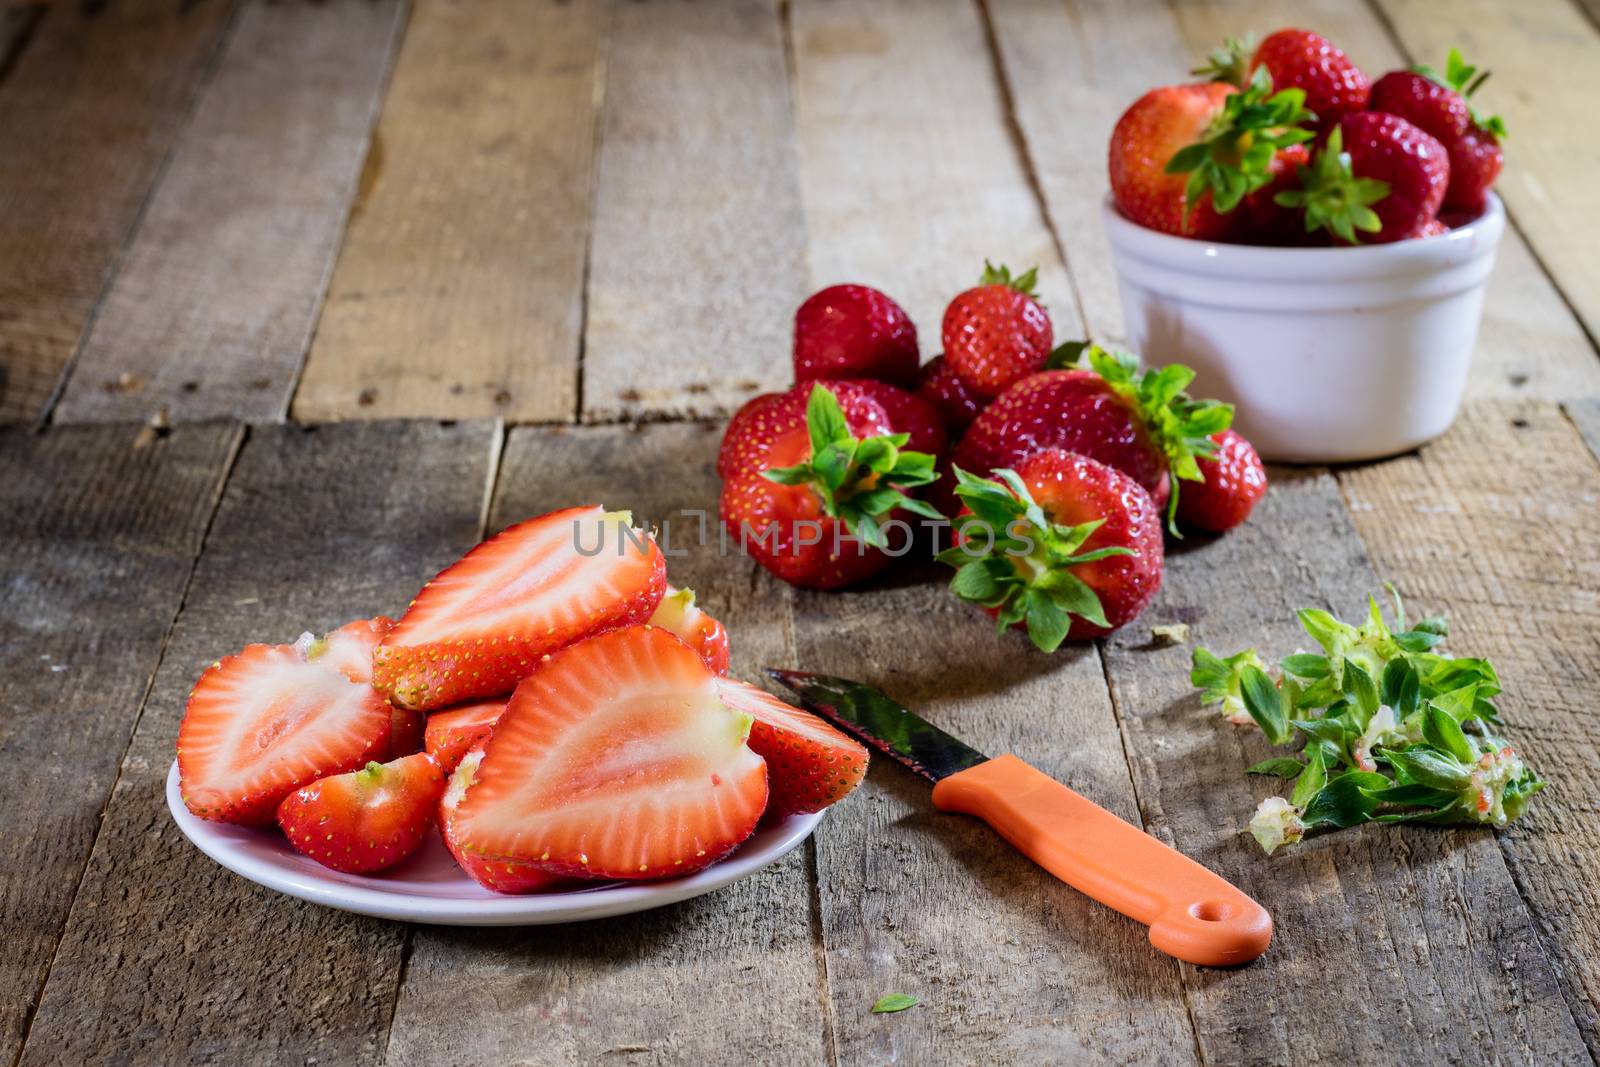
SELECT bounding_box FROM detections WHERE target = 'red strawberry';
[387,707,427,759]
[717,391,789,479]
[843,379,948,462]
[1278,116,1448,243]
[373,507,667,711]
[648,585,731,675]
[940,450,1164,648]
[720,383,942,589]
[949,347,1233,525]
[1251,29,1370,129]
[941,263,1053,399]
[714,677,869,816]
[717,380,941,482]
[452,626,769,880]
[1176,430,1268,532]
[438,746,571,893]
[1240,143,1313,245]
[178,620,394,824]
[424,698,506,774]
[915,354,985,433]
[317,615,393,682]
[1368,70,1469,145]
[793,284,919,387]
[277,752,448,874]
[1443,123,1502,215]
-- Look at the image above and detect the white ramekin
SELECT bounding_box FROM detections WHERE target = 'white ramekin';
[1101,194,1506,463]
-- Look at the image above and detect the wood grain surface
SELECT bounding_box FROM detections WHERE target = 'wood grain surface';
[0,0,239,424]
[18,421,497,1067]
[52,0,404,425]
[579,0,808,423]
[0,422,239,1065]
[293,0,604,423]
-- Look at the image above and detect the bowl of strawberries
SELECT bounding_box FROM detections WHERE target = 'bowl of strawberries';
[1104,29,1508,463]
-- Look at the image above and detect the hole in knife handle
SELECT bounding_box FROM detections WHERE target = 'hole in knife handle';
[1190,900,1235,923]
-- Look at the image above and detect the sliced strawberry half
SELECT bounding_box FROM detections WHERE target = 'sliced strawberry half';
[424,699,507,774]
[373,507,667,711]
[277,752,448,874]
[714,677,869,815]
[439,747,572,893]
[453,626,768,880]
[178,623,394,825]
[317,615,393,683]
[648,586,731,675]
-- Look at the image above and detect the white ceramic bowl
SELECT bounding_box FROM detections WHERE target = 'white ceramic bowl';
[1101,194,1505,463]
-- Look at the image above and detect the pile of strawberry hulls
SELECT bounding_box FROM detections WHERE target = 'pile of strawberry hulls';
[177,509,868,889]
[1111,29,1506,244]
[718,270,1268,653]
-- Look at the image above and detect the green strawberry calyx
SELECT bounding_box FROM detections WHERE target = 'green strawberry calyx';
[935,466,1135,654]
[1413,46,1507,141]
[1273,127,1391,243]
[1053,343,1234,533]
[762,384,943,549]
[978,260,1041,301]
[1191,33,1258,89]
[1165,66,1316,225]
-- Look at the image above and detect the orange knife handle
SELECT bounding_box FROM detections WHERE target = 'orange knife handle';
[930,754,1272,967]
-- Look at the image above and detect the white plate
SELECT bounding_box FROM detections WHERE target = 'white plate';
[166,761,823,925]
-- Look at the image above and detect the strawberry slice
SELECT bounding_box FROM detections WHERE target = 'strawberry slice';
[714,677,869,815]
[648,585,731,675]
[387,707,428,759]
[453,626,768,879]
[373,507,667,711]
[178,620,394,825]
[318,615,393,682]
[277,752,448,874]
[438,746,573,893]
[424,699,507,774]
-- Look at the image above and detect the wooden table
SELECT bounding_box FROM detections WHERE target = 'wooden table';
[3,1,1599,1063]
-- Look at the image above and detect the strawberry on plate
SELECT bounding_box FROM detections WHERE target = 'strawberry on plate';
[1249,28,1370,129]
[373,507,667,711]
[915,354,986,433]
[1277,116,1448,243]
[452,626,769,880]
[949,346,1233,526]
[713,677,868,816]
[793,284,919,387]
[424,698,507,773]
[942,263,1053,399]
[439,746,571,893]
[939,450,1164,650]
[277,752,447,874]
[649,585,731,675]
[720,383,942,589]
[1176,429,1268,533]
[178,619,394,825]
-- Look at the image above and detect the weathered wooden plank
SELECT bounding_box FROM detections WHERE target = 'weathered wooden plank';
[53,0,404,425]
[790,0,1084,350]
[1566,397,1600,464]
[293,0,603,423]
[1374,0,1600,346]
[1341,399,1600,1055]
[0,0,239,424]
[19,420,498,1067]
[0,421,239,1065]
[580,0,807,423]
[386,421,827,1066]
[989,0,1600,400]
[789,578,1196,1061]
[0,2,43,81]
[1099,464,1588,1064]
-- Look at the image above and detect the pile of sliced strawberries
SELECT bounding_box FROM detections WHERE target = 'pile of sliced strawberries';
[178,507,869,887]
[718,270,1268,653]
[1110,29,1506,245]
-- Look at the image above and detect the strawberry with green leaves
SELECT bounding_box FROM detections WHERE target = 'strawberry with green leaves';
[1247,29,1371,130]
[942,262,1053,399]
[720,383,943,589]
[1411,48,1506,216]
[1275,117,1448,244]
[937,451,1163,651]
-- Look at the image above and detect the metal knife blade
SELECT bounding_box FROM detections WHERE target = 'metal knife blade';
[765,668,988,783]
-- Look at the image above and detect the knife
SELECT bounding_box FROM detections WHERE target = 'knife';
[766,668,1273,967]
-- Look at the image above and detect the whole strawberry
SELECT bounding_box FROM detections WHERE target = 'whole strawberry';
[915,354,986,433]
[1276,116,1448,243]
[720,382,943,589]
[1368,70,1469,145]
[941,262,1053,399]
[719,379,943,482]
[1410,48,1507,215]
[949,346,1233,526]
[1251,29,1370,129]
[1176,430,1267,532]
[846,378,949,464]
[1240,142,1313,245]
[277,753,448,874]
[794,284,919,387]
[938,450,1164,650]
